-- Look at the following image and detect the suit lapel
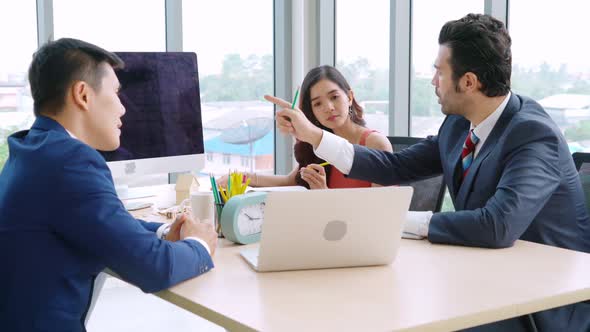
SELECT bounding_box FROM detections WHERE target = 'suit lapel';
[455,94,520,210]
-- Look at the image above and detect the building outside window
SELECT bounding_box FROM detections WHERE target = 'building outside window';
[510,0,590,152]
[183,0,274,177]
[336,0,389,134]
[222,153,231,165]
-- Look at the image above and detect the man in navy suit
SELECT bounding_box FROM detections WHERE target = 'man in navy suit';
[266,14,589,332]
[0,38,218,331]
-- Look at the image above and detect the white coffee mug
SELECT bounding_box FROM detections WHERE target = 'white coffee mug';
[190,192,215,224]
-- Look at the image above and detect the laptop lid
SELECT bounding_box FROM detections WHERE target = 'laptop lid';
[252,186,412,272]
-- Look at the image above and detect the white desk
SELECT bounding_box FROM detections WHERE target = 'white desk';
[122,186,590,331]
[142,239,590,332]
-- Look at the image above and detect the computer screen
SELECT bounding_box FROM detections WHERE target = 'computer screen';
[101,52,205,181]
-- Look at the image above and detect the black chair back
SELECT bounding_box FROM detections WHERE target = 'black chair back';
[387,136,446,212]
[573,152,590,212]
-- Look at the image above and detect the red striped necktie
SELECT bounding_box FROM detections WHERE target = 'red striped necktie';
[461,129,479,181]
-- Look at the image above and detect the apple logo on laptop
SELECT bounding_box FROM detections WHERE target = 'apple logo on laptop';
[323,220,347,241]
[125,162,136,174]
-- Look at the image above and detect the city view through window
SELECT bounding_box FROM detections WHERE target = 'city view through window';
[2,2,590,173]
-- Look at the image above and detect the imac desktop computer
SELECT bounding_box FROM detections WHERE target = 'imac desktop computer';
[100,52,205,199]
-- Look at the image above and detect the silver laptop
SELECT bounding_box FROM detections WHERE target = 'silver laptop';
[240,186,413,272]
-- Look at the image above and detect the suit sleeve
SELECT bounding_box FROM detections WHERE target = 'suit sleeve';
[137,220,164,233]
[348,135,444,185]
[428,121,561,248]
[51,147,213,293]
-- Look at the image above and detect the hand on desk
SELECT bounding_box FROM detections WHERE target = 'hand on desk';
[402,232,426,240]
[165,214,188,242]
[401,211,433,240]
[180,216,218,256]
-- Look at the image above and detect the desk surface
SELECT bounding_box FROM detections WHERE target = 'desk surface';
[149,239,590,332]
[125,186,590,331]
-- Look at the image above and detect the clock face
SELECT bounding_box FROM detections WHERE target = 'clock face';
[237,202,265,236]
[219,191,267,244]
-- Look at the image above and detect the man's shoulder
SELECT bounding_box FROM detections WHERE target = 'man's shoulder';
[12,129,107,176]
[510,94,560,134]
[40,131,102,165]
[512,94,551,120]
[498,95,564,153]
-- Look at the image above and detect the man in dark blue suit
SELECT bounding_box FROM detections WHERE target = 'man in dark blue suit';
[0,38,218,331]
[267,14,590,332]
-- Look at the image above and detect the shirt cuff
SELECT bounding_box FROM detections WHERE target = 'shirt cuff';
[156,223,170,239]
[184,237,211,255]
[403,211,433,239]
[313,130,355,175]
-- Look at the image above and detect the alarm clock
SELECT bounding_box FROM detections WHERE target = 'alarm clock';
[220,191,267,244]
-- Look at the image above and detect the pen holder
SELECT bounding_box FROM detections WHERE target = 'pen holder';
[214,202,225,238]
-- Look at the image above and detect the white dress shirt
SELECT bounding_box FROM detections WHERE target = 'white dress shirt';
[65,128,210,254]
[471,92,511,158]
[314,92,511,239]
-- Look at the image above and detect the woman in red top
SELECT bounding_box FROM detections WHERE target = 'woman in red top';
[220,65,392,189]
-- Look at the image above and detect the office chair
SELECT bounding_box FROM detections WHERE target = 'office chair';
[573,152,590,171]
[387,136,446,212]
[573,152,590,212]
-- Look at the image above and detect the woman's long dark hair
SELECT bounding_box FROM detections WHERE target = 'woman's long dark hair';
[294,65,365,188]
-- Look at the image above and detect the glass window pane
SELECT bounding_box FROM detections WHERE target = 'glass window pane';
[53,0,165,51]
[510,1,590,152]
[0,0,37,170]
[183,1,274,177]
[336,0,389,134]
[410,1,483,137]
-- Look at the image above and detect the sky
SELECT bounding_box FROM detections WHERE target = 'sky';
[1,0,590,79]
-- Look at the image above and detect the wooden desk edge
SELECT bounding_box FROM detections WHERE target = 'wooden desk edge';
[149,277,590,332]
[397,288,590,332]
[154,290,257,332]
[105,269,255,331]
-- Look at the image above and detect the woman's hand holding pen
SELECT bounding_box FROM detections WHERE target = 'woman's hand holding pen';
[300,164,328,190]
[264,95,323,148]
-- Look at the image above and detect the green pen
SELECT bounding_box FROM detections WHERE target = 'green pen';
[291,86,300,109]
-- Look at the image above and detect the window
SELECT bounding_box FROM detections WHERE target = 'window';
[206,153,214,162]
[0,0,37,170]
[336,0,389,134]
[53,0,165,51]
[183,1,274,177]
[410,0,483,137]
[240,155,250,168]
[510,1,590,152]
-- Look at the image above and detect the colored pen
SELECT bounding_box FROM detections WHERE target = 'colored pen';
[215,178,223,203]
[209,175,220,205]
[319,162,330,167]
[291,86,300,109]
[227,170,231,197]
